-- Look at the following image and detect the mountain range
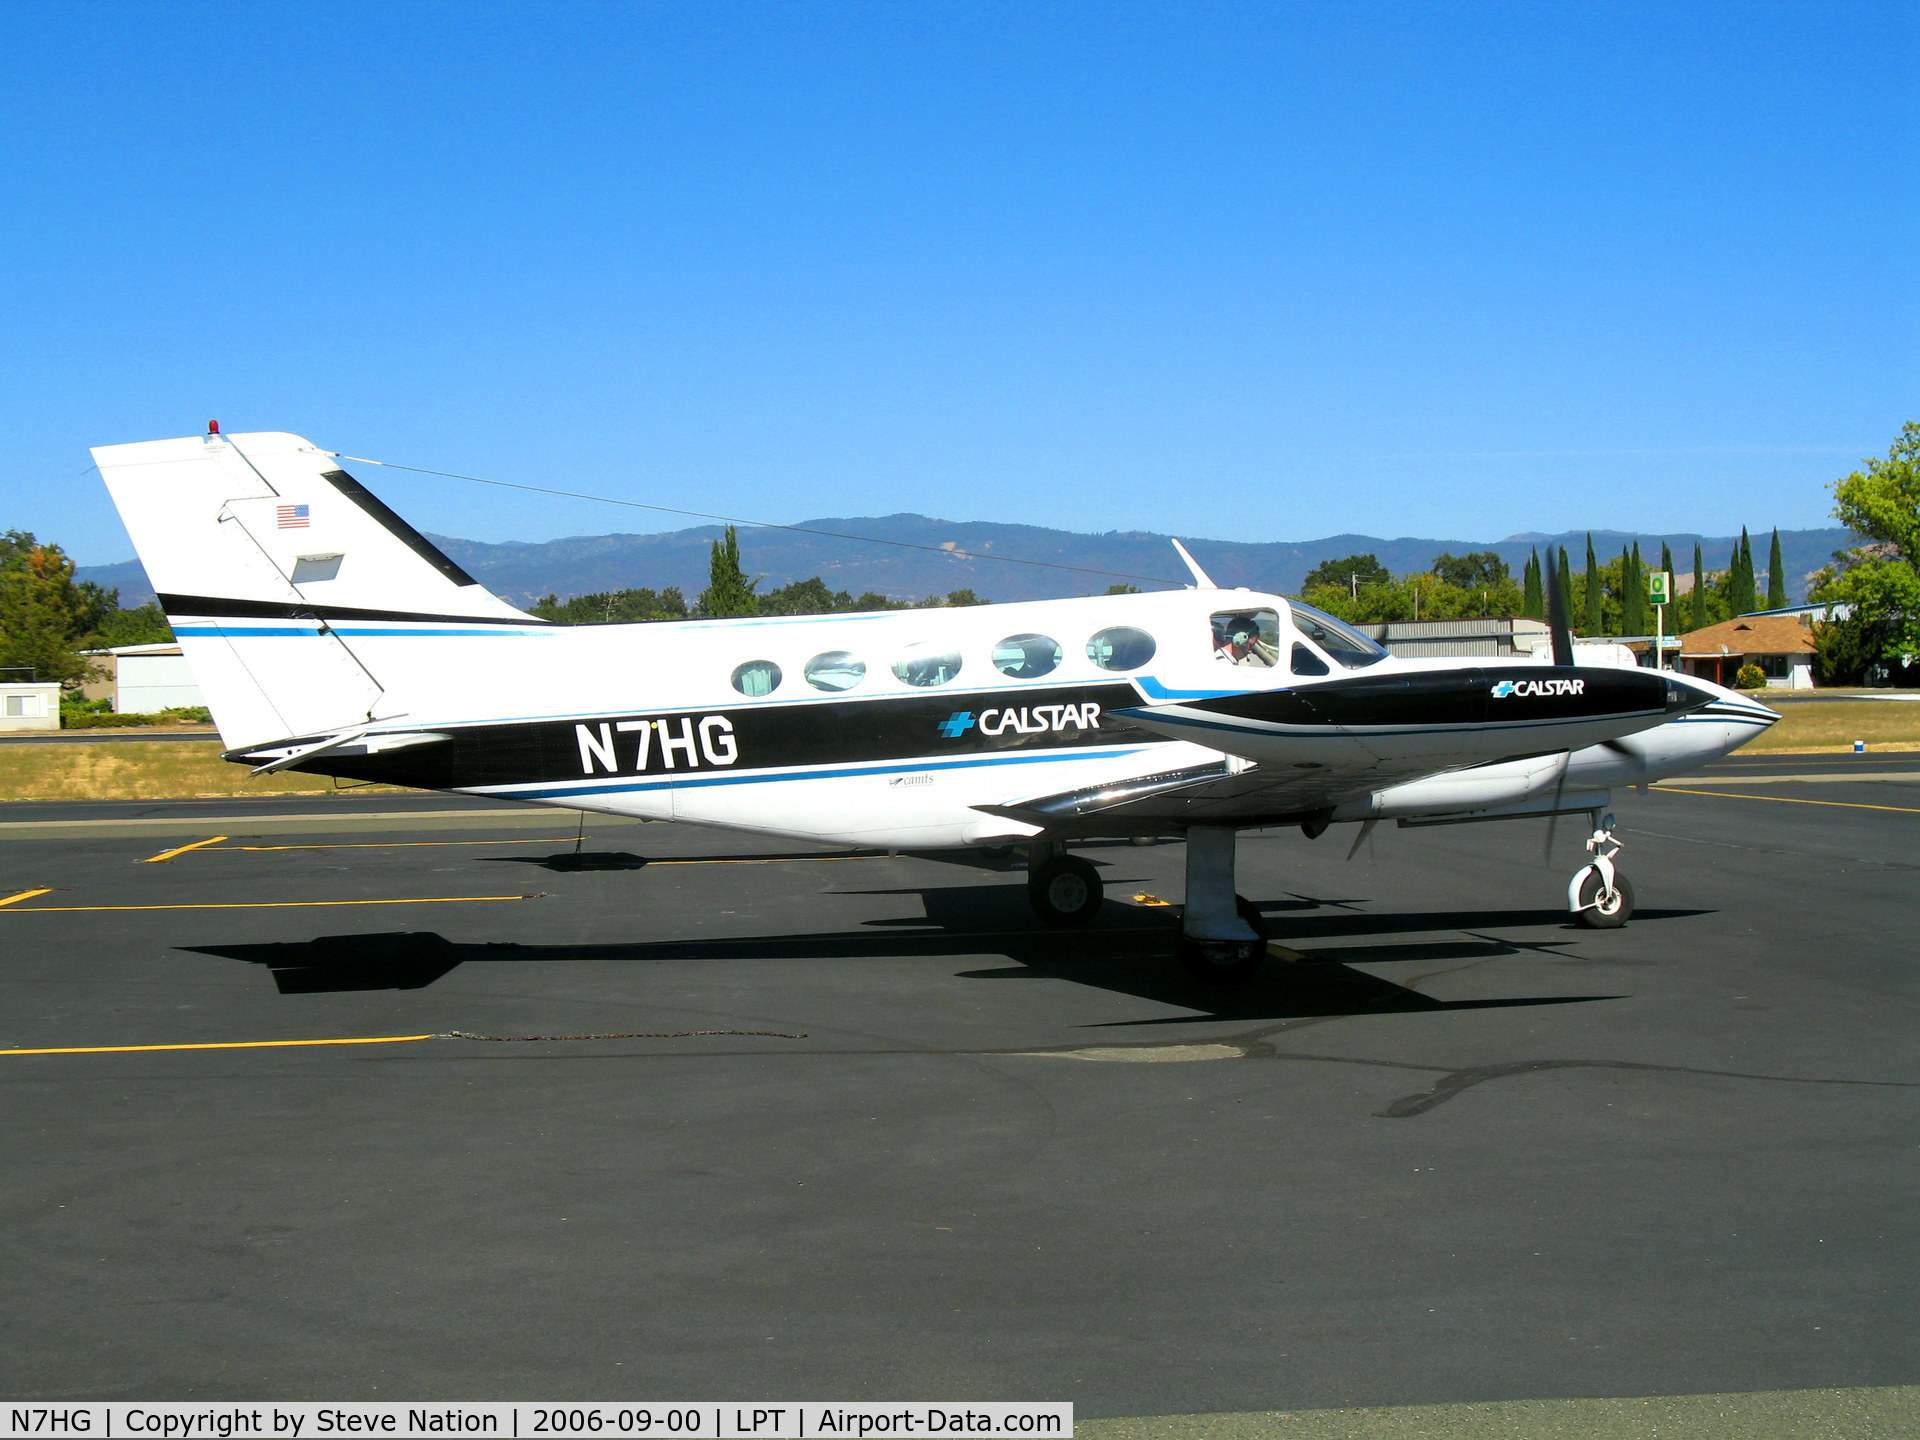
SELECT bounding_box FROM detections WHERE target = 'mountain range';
[78,515,1855,612]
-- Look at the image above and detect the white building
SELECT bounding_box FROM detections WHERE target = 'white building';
[0,681,61,731]
[78,642,206,714]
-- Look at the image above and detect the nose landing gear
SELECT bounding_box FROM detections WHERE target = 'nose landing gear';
[1569,814,1634,928]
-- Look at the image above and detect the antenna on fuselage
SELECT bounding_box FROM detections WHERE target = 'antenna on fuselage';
[1170,539,1218,590]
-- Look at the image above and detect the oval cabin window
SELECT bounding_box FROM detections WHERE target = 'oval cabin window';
[1086,625,1156,672]
[804,651,866,692]
[892,643,963,688]
[992,633,1063,679]
[730,660,783,697]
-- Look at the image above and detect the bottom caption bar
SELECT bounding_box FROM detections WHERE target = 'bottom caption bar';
[1,1406,1071,1440]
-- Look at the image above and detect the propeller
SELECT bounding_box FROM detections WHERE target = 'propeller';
[1545,547,1575,666]
[1345,818,1378,861]
[1538,547,1581,860]
[1542,751,1571,863]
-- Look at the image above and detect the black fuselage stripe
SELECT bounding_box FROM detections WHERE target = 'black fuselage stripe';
[158,593,550,626]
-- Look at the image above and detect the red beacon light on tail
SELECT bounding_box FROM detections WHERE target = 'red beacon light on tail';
[207,420,220,435]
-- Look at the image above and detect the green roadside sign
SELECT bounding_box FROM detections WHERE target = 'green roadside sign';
[1648,570,1671,605]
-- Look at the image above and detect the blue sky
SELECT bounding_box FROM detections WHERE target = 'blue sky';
[2,1,1913,565]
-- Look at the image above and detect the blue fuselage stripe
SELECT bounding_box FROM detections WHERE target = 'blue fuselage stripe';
[484,746,1147,802]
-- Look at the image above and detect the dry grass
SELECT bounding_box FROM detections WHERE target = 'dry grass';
[0,742,404,801]
[1743,699,1920,753]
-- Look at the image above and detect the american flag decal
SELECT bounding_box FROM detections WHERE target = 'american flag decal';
[276,504,310,529]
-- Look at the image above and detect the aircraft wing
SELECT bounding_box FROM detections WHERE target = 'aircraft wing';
[972,754,1430,836]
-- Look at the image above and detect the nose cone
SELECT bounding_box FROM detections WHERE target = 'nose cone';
[1665,673,1777,726]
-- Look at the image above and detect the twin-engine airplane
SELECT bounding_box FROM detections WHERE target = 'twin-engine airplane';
[94,429,1777,981]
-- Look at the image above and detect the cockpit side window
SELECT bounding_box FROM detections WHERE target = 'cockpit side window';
[1286,601,1389,668]
[1211,609,1280,668]
[1290,642,1330,676]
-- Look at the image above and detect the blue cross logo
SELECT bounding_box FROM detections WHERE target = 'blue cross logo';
[936,711,974,738]
[1490,680,1516,698]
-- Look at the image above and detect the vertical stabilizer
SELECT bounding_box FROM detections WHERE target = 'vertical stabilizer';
[92,430,538,748]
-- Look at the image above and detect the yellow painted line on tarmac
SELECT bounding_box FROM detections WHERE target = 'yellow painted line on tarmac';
[0,1034,437,1058]
[1657,770,1920,785]
[0,894,542,914]
[0,888,54,907]
[226,836,580,852]
[1654,785,1920,814]
[142,836,228,863]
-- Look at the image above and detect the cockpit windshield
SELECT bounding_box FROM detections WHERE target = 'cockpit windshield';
[1286,601,1389,669]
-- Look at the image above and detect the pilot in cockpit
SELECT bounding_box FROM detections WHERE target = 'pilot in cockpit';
[1213,615,1277,667]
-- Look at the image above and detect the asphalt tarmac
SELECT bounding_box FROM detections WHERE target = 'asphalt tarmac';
[1,755,1915,1424]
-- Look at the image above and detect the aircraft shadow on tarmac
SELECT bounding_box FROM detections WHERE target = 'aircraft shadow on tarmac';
[180,877,1703,1020]
[482,847,1022,874]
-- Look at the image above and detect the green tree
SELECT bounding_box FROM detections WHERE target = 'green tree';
[1811,423,1920,675]
[759,577,851,616]
[1767,528,1787,609]
[1103,584,1141,596]
[1729,529,1756,615]
[1556,546,1573,626]
[1581,535,1603,635]
[1300,553,1391,596]
[0,532,115,685]
[1521,549,1543,620]
[531,586,689,624]
[1431,551,1508,589]
[1831,420,1920,565]
[697,526,759,618]
[1690,542,1708,631]
[92,602,173,647]
[1622,542,1646,636]
[1810,614,1881,686]
[943,588,988,607]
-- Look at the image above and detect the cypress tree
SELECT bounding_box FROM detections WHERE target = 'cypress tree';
[1691,542,1707,630]
[1582,534,1603,635]
[1660,541,1674,595]
[1557,546,1573,631]
[1624,541,1646,636]
[699,525,760,618]
[1767,527,1786,609]
[1731,529,1755,615]
[1522,548,1543,619]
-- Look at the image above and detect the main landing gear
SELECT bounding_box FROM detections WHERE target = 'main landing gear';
[1026,840,1104,927]
[1175,826,1267,982]
[1568,813,1634,928]
[1023,829,1269,984]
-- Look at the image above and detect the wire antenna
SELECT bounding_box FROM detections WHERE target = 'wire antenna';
[336,454,1189,590]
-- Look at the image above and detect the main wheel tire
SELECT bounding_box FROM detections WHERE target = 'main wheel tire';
[1176,896,1269,983]
[1029,854,1103,927]
[1574,870,1635,928]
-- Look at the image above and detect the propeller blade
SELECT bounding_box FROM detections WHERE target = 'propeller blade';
[1543,752,1571,863]
[1545,553,1575,666]
[1346,818,1378,861]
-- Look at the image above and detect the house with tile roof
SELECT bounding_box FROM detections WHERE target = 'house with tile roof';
[1677,614,1817,689]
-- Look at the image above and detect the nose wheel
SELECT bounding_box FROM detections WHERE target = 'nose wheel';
[1569,814,1634,928]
